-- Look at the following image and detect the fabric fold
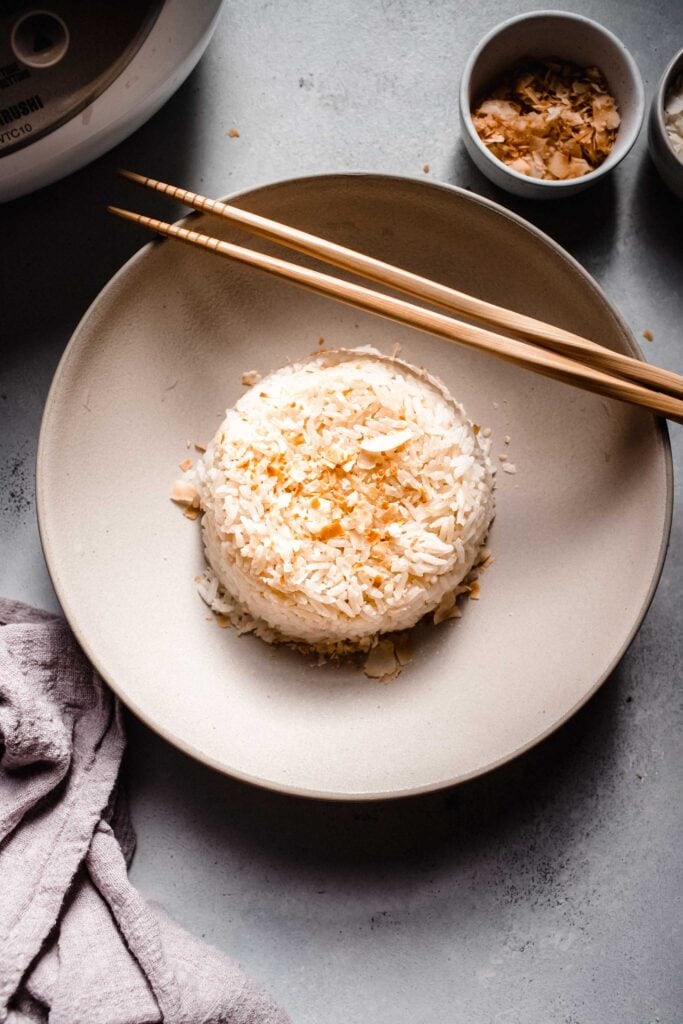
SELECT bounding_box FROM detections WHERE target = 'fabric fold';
[0,600,288,1024]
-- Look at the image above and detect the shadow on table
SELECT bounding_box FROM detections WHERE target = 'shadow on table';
[629,152,683,283]
[2,59,209,358]
[123,640,635,877]
[448,140,619,279]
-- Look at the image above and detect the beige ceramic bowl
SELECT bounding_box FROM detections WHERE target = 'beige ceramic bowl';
[460,11,644,199]
[37,174,671,800]
[648,47,683,199]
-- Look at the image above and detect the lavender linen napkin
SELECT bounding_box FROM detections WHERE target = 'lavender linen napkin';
[0,599,289,1024]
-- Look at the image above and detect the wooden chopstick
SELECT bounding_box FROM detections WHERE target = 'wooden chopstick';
[107,204,683,425]
[119,169,683,402]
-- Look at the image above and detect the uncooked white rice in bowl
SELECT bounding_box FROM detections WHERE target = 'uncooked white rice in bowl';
[187,347,494,657]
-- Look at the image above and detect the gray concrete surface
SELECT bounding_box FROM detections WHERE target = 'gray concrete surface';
[2,2,682,1021]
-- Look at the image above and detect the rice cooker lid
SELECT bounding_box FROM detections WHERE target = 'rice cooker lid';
[0,1,163,157]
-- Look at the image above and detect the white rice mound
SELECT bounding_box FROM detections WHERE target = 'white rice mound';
[195,347,494,653]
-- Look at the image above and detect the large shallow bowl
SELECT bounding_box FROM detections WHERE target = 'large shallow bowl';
[37,174,671,800]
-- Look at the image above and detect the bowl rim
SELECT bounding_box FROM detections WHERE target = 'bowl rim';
[36,171,673,801]
[459,9,645,190]
[652,46,683,150]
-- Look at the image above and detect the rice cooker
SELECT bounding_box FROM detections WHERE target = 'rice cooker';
[0,0,223,202]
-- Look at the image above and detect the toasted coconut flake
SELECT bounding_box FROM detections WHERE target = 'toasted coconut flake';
[359,427,413,454]
[469,579,481,600]
[364,639,398,679]
[476,546,492,566]
[547,150,571,179]
[171,480,198,505]
[179,457,193,472]
[183,506,200,520]
[194,442,207,452]
[472,58,620,181]
[242,370,261,386]
[215,613,232,628]
[433,590,456,625]
[394,635,413,666]
[315,521,344,542]
[509,156,532,175]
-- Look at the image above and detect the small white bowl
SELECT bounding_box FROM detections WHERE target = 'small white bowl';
[459,10,644,199]
[648,47,683,199]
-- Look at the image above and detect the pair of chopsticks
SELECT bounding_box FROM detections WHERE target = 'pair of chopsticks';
[109,171,683,424]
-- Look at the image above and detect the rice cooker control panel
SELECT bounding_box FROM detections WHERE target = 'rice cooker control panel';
[0,1,162,157]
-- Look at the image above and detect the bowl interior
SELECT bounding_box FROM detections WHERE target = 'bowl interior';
[465,14,642,165]
[655,48,683,137]
[37,174,670,799]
